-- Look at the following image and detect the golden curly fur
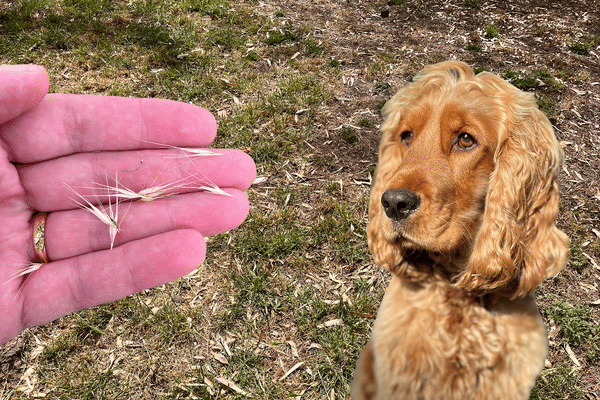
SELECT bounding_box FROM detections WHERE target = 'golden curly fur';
[351,61,569,400]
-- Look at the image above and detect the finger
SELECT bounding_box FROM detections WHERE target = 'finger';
[0,65,49,125]
[21,229,205,328]
[44,189,249,260]
[17,148,256,211]
[2,94,217,163]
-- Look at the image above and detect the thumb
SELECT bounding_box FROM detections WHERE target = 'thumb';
[0,65,49,125]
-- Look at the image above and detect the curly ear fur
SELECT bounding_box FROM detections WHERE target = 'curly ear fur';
[455,76,569,297]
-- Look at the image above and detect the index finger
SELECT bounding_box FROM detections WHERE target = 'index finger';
[2,94,217,163]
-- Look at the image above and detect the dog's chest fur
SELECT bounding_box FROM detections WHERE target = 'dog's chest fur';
[370,275,548,400]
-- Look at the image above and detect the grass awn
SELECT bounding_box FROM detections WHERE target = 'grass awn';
[65,174,123,249]
[139,140,232,197]
[95,175,192,202]
[138,140,222,159]
[3,263,45,284]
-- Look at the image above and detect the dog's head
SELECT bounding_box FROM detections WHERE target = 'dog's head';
[368,61,569,297]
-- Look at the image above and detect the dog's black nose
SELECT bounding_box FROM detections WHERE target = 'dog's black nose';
[381,189,420,221]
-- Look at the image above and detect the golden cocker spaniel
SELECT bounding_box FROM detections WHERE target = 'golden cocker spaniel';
[351,61,569,400]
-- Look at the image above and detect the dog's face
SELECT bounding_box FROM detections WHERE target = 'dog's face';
[368,61,569,296]
[376,94,500,253]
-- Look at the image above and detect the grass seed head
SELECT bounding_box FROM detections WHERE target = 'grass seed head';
[65,174,122,249]
[3,263,45,284]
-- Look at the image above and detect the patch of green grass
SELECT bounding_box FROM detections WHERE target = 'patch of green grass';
[533,68,564,90]
[233,210,307,263]
[568,241,588,272]
[465,42,481,52]
[358,118,372,127]
[63,0,115,17]
[38,356,129,399]
[327,58,344,68]
[250,139,288,164]
[206,26,244,50]
[312,154,341,172]
[464,0,479,9]
[367,164,376,178]
[41,12,77,50]
[374,80,391,94]
[533,68,554,81]
[503,69,519,80]
[536,95,559,122]
[188,340,292,399]
[183,0,230,18]
[215,73,330,165]
[303,38,326,56]
[313,200,369,265]
[244,50,260,62]
[502,69,538,91]
[340,126,358,144]
[292,278,380,394]
[546,300,600,351]
[220,344,266,390]
[40,336,77,365]
[530,363,585,400]
[272,184,306,208]
[152,301,197,340]
[265,24,298,45]
[277,74,329,109]
[75,370,126,399]
[72,309,112,342]
[323,180,342,196]
[228,265,288,322]
[123,21,196,66]
[569,40,591,55]
[483,23,499,39]
[0,0,54,54]
[513,71,533,85]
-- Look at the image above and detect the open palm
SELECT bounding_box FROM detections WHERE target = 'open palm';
[0,65,255,345]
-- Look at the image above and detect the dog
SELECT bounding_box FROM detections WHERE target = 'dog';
[351,61,569,400]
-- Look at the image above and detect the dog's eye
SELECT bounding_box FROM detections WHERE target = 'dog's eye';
[456,132,477,150]
[401,131,413,145]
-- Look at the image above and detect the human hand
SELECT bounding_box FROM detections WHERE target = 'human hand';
[0,65,256,346]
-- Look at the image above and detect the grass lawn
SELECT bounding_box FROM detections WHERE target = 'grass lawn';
[1,0,599,399]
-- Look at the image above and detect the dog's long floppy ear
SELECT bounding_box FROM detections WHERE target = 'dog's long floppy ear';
[368,61,475,271]
[367,65,429,270]
[455,77,570,297]
[367,85,411,270]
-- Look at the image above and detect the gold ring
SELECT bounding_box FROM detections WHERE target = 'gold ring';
[32,212,49,263]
